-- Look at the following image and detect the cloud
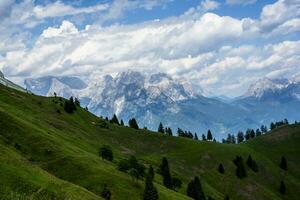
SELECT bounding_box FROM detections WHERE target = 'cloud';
[200,0,220,11]
[226,0,257,6]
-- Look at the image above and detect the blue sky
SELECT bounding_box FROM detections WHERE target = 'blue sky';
[0,0,299,97]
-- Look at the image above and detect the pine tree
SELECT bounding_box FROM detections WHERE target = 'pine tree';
[129,118,139,129]
[166,127,173,136]
[101,184,111,200]
[246,155,253,169]
[186,176,205,200]
[207,130,213,141]
[194,133,199,140]
[111,114,120,125]
[172,177,182,189]
[237,131,244,143]
[160,157,172,189]
[74,97,80,106]
[120,120,124,126]
[99,145,113,161]
[148,165,155,180]
[280,156,287,171]
[218,163,225,174]
[279,180,286,195]
[250,129,255,138]
[202,134,206,141]
[143,173,159,200]
[158,122,164,133]
[270,122,276,130]
[255,129,262,137]
[233,156,247,179]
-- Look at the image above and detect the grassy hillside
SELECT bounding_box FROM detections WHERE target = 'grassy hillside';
[0,84,299,200]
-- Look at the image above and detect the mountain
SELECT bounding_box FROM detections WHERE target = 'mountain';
[0,83,300,200]
[25,71,257,139]
[0,70,26,92]
[233,77,300,126]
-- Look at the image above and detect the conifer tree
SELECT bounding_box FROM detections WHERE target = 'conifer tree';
[111,114,120,125]
[129,118,139,129]
[218,163,225,174]
[143,173,159,200]
[166,127,173,136]
[237,131,244,143]
[194,133,199,140]
[280,156,287,171]
[120,119,124,126]
[207,130,213,141]
[158,122,164,133]
[255,129,262,137]
[233,156,247,179]
[101,184,111,200]
[279,180,286,195]
[246,155,253,169]
[250,129,255,138]
[202,134,206,141]
[186,176,205,200]
[148,165,155,180]
[74,97,80,106]
[160,157,172,189]
[99,145,113,161]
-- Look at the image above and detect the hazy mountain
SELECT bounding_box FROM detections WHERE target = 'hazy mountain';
[24,72,300,139]
[0,71,26,92]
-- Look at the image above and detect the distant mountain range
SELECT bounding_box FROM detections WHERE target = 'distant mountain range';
[16,71,300,139]
[0,71,26,92]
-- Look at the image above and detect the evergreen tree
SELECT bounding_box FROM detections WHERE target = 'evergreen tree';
[143,173,159,200]
[245,129,251,141]
[63,97,76,113]
[172,177,182,189]
[111,114,120,125]
[218,163,225,174]
[255,129,262,137]
[279,180,286,195]
[246,155,253,169]
[148,165,155,180]
[99,145,113,161]
[251,160,259,172]
[233,156,247,179]
[194,133,199,140]
[207,130,213,141]
[160,157,172,189]
[202,134,206,141]
[250,129,255,138]
[280,156,287,171]
[120,119,124,126]
[129,118,139,129]
[237,131,244,143]
[158,122,165,133]
[101,184,111,200]
[270,122,276,130]
[186,176,205,200]
[74,97,80,106]
[166,127,173,136]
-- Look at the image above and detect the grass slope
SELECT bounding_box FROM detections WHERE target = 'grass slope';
[0,84,299,200]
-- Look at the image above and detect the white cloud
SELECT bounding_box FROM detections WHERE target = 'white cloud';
[226,0,257,6]
[200,0,220,11]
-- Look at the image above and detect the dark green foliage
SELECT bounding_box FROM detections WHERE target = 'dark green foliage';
[208,196,215,200]
[202,134,206,141]
[63,97,76,113]
[250,129,255,138]
[177,128,193,139]
[129,118,139,129]
[148,165,155,180]
[186,176,205,200]
[255,129,262,137]
[224,195,230,200]
[233,156,247,179]
[128,168,140,182]
[110,114,120,125]
[74,97,80,107]
[194,133,198,140]
[143,173,159,200]
[172,177,182,189]
[280,156,287,171]
[158,122,164,133]
[226,134,236,144]
[117,156,145,177]
[237,131,244,143]
[279,180,286,194]
[260,125,268,133]
[101,184,111,200]
[160,157,172,189]
[247,155,259,172]
[218,163,225,174]
[56,109,61,114]
[166,127,173,136]
[207,130,213,141]
[120,119,124,126]
[99,145,113,161]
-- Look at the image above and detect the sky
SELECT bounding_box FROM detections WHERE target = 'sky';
[0,0,299,97]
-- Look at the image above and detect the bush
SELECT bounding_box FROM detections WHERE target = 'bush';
[117,156,145,178]
[99,145,113,161]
